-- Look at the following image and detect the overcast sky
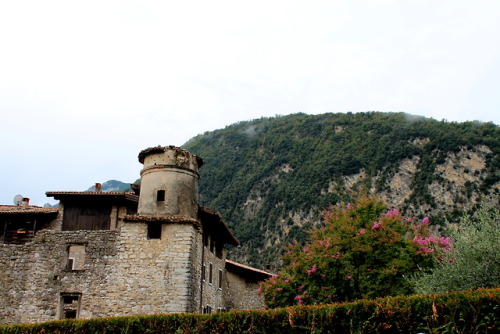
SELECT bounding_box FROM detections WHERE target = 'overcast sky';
[1,0,499,206]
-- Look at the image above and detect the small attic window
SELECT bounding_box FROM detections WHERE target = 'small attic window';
[157,190,165,202]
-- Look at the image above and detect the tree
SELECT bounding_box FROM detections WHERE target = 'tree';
[410,204,500,294]
[260,196,442,308]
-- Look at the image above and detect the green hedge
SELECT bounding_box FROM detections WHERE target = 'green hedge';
[1,288,498,333]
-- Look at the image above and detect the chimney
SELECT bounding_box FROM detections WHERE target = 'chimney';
[95,183,102,192]
[22,198,30,206]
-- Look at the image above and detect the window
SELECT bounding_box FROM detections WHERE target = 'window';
[60,293,81,319]
[201,264,206,281]
[209,263,213,284]
[148,223,162,239]
[156,190,165,202]
[202,305,212,314]
[203,233,209,247]
[218,269,223,289]
[216,243,223,259]
[210,238,215,253]
[67,245,85,271]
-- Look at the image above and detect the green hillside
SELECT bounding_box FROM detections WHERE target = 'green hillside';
[183,112,500,268]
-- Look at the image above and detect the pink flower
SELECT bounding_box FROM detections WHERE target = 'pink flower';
[372,221,383,229]
[347,276,352,279]
[422,217,429,225]
[357,228,366,235]
[285,279,289,283]
[294,295,302,300]
[331,251,341,258]
[307,265,318,275]
[347,203,352,209]
[439,237,452,251]
[385,209,400,217]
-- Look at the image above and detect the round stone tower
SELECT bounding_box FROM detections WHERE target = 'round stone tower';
[137,146,203,218]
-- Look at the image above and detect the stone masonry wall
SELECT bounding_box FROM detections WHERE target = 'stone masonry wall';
[223,271,265,311]
[200,238,226,312]
[0,220,201,324]
[0,230,119,324]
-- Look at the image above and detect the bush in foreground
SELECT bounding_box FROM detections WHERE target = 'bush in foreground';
[1,288,498,334]
[261,197,444,307]
[411,204,500,294]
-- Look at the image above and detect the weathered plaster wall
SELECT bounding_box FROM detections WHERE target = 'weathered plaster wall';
[138,149,200,218]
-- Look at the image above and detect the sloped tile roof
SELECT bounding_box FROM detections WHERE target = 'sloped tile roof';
[0,205,58,215]
[123,214,201,229]
[46,191,138,202]
[225,259,273,280]
[199,206,239,246]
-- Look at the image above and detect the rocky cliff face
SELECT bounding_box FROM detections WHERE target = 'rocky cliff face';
[229,145,499,268]
[335,144,497,217]
[183,112,500,268]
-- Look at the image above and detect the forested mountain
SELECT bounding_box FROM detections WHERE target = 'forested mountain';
[87,180,131,192]
[183,112,499,269]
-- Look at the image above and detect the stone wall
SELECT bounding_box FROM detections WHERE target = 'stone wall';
[0,219,203,324]
[1,212,264,324]
[0,229,119,324]
[138,147,200,218]
[223,271,265,311]
[199,235,226,312]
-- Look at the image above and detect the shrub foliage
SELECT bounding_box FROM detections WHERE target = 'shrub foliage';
[260,196,445,308]
[411,204,500,294]
[1,289,498,334]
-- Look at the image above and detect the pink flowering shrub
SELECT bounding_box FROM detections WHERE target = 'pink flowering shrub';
[412,217,453,255]
[260,196,445,308]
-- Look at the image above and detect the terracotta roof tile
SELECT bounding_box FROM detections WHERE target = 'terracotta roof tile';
[225,259,273,277]
[46,192,138,202]
[123,215,202,229]
[0,205,58,215]
[199,206,239,246]
[46,191,136,196]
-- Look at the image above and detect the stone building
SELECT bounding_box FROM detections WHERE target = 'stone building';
[0,146,271,324]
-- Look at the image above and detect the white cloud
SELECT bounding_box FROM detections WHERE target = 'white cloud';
[1,0,499,205]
